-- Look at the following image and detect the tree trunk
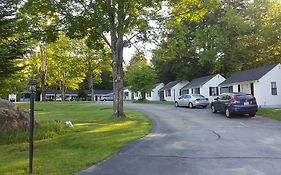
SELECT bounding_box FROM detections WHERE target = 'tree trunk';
[39,44,47,101]
[141,92,146,100]
[87,63,95,101]
[41,73,46,101]
[108,0,125,117]
[112,40,125,117]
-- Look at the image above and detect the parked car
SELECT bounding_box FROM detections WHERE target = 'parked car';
[210,92,258,118]
[100,95,113,101]
[55,97,62,101]
[175,94,209,108]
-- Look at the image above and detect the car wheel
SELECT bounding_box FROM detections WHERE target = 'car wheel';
[175,102,179,107]
[249,113,256,117]
[211,105,217,113]
[189,102,193,108]
[225,107,232,118]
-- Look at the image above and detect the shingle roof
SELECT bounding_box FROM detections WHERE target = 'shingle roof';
[181,74,217,90]
[220,64,278,86]
[159,81,178,91]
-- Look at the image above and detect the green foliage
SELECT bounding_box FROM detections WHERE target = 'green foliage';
[126,56,157,99]
[0,122,69,145]
[0,0,28,81]
[153,0,281,83]
[0,102,151,175]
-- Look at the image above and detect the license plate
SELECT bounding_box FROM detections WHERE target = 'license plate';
[244,102,249,105]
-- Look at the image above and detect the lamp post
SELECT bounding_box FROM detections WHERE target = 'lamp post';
[28,80,36,174]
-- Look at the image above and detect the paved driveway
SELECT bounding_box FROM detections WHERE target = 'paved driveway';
[77,102,281,175]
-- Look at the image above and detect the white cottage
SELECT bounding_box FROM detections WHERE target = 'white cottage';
[123,87,141,100]
[159,81,189,101]
[219,64,281,107]
[146,83,164,101]
[180,74,226,101]
[123,87,133,100]
[44,89,113,101]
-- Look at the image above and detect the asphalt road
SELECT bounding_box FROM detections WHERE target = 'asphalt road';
[77,102,281,175]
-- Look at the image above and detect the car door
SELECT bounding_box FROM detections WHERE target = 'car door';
[177,95,184,106]
[180,95,189,106]
[219,94,232,111]
[185,95,191,106]
[215,94,225,112]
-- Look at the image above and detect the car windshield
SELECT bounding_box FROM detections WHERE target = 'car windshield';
[192,94,205,98]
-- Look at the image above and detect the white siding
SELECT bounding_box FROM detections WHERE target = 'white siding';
[147,83,164,101]
[201,74,226,101]
[165,81,189,101]
[257,64,281,107]
[124,89,133,100]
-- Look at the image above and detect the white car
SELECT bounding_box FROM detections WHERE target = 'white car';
[100,96,113,101]
[175,94,209,108]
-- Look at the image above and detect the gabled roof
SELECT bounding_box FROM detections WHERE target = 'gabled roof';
[159,81,178,91]
[153,83,163,88]
[94,90,113,95]
[181,74,217,90]
[220,64,278,86]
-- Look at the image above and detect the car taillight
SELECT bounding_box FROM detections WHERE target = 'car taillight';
[195,98,200,103]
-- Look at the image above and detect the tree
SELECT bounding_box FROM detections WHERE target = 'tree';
[152,0,281,84]
[54,0,162,117]
[19,0,61,100]
[80,44,111,101]
[0,0,27,82]
[126,54,157,100]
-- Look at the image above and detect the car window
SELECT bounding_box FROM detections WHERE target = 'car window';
[218,95,224,100]
[220,95,227,100]
[192,94,205,98]
[235,95,254,100]
[225,95,232,100]
[186,95,191,98]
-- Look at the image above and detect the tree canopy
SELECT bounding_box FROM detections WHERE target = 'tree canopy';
[126,53,157,100]
[152,0,281,83]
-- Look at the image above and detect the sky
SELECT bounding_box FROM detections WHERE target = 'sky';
[123,42,156,64]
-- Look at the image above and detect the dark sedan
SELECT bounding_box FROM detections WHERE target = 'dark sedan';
[211,92,258,118]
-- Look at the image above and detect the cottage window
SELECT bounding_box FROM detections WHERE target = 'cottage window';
[124,92,129,97]
[147,91,151,97]
[220,86,233,93]
[166,89,171,97]
[209,87,219,96]
[194,88,200,94]
[271,82,277,95]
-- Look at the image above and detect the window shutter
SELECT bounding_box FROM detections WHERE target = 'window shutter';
[216,87,219,95]
[209,87,212,96]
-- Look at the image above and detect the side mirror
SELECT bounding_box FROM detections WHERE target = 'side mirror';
[214,97,219,101]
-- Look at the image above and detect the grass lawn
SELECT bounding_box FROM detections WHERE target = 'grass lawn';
[257,108,281,121]
[131,100,174,105]
[0,102,152,175]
